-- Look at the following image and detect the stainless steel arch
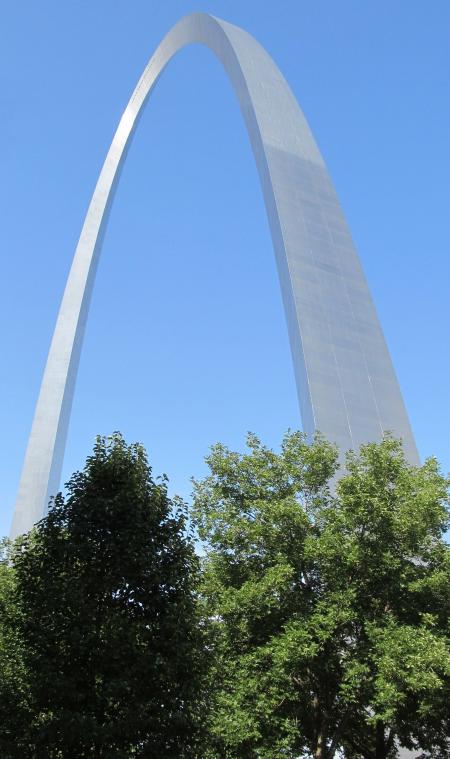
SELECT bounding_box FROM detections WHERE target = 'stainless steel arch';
[11,12,419,538]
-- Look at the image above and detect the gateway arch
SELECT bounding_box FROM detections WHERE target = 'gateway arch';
[11,12,419,539]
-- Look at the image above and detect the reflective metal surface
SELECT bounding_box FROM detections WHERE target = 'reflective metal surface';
[11,12,419,538]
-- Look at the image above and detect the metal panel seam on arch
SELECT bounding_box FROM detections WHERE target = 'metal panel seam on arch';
[10,12,419,539]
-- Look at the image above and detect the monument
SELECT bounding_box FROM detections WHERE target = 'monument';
[10,13,419,539]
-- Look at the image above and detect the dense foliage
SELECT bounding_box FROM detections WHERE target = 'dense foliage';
[0,431,449,757]
[0,434,204,758]
[193,433,450,758]
[0,538,31,751]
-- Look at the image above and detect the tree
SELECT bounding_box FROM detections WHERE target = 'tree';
[193,432,450,758]
[11,433,205,758]
[0,538,32,757]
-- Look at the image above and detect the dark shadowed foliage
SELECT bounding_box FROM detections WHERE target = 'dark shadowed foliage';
[6,433,205,758]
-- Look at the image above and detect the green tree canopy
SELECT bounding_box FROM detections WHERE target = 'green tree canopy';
[193,432,450,758]
[0,538,31,754]
[8,433,204,758]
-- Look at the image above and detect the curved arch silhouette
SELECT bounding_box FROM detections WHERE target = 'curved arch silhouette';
[11,13,419,537]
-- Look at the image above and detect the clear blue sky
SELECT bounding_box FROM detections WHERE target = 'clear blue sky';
[1,1,449,536]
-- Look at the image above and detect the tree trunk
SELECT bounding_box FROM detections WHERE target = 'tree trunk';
[315,733,325,759]
[375,719,387,759]
[313,694,326,759]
